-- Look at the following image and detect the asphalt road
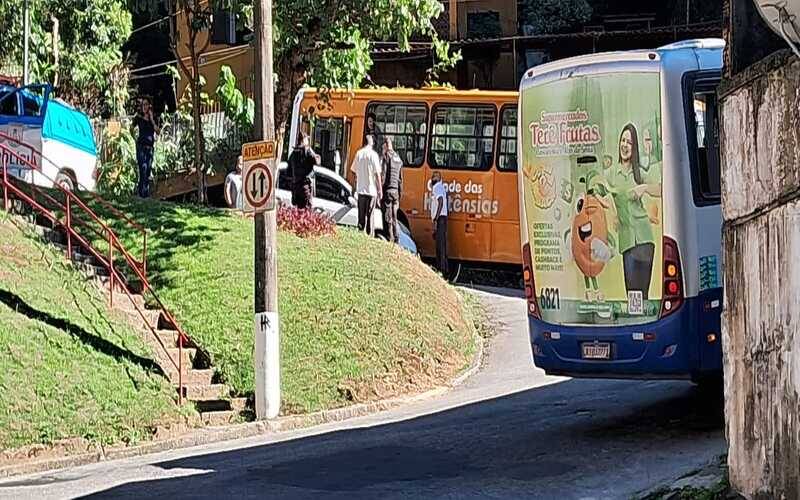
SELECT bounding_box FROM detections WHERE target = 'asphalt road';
[0,287,726,500]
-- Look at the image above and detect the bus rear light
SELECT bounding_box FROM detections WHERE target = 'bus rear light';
[644,332,657,342]
[660,236,684,318]
[667,281,679,295]
[522,243,541,319]
[662,344,677,357]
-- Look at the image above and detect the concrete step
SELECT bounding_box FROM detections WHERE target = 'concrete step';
[200,410,237,427]
[154,328,180,347]
[51,242,101,266]
[72,261,110,279]
[32,225,66,245]
[164,347,197,368]
[230,397,250,413]
[184,384,230,401]
[186,369,215,386]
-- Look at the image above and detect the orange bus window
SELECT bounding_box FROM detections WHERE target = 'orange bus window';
[498,106,518,171]
[430,105,496,170]
[365,102,427,167]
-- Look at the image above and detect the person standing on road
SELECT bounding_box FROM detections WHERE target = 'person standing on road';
[430,171,449,276]
[288,132,320,209]
[351,135,383,235]
[133,97,159,198]
[381,137,403,244]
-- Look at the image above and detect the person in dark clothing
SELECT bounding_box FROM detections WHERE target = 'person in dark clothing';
[288,132,320,209]
[133,98,159,198]
[381,137,403,244]
[365,112,382,154]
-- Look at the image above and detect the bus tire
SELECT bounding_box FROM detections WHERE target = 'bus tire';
[55,171,76,191]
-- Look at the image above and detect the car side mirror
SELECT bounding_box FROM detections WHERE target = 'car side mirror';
[348,195,357,207]
[334,150,341,169]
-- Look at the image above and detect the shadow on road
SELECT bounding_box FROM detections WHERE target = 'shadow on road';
[72,379,724,499]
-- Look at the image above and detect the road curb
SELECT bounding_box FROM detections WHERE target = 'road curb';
[0,298,489,481]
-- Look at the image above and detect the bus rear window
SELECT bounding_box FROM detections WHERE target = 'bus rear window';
[430,105,495,170]
[366,103,427,167]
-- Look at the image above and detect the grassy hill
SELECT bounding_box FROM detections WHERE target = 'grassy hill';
[94,198,479,414]
[0,216,182,451]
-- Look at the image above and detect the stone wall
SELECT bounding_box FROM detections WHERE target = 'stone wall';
[720,51,800,499]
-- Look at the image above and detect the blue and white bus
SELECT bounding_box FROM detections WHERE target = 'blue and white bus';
[518,39,723,384]
[0,82,97,191]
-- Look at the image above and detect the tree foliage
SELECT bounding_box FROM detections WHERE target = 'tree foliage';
[272,0,460,135]
[0,0,132,116]
[519,0,592,35]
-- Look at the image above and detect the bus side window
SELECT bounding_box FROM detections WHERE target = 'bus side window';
[430,105,496,170]
[310,117,345,175]
[497,106,517,171]
[685,74,721,205]
[364,102,427,168]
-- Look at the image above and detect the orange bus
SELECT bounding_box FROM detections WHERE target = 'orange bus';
[287,87,520,266]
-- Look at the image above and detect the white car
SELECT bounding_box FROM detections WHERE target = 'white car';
[226,163,417,254]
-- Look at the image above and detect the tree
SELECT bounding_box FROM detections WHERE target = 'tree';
[135,0,458,202]
[519,0,593,35]
[134,0,215,204]
[271,0,460,159]
[0,0,132,116]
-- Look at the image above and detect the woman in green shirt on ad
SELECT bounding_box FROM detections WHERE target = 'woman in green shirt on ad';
[607,123,662,300]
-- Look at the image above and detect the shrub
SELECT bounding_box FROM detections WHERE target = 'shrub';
[277,205,336,238]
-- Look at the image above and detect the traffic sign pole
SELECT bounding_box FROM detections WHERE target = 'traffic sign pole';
[253,0,279,420]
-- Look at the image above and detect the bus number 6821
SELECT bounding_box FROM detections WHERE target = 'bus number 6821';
[539,287,561,310]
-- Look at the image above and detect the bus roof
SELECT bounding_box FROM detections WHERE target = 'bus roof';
[298,86,518,101]
[520,38,725,85]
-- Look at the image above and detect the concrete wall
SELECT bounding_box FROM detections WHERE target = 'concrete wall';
[720,52,800,499]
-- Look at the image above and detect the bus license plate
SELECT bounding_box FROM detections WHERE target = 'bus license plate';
[582,342,611,360]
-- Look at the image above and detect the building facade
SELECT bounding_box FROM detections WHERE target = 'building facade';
[719,0,800,497]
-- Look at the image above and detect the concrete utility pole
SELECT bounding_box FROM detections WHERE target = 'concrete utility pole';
[23,0,30,85]
[253,0,280,420]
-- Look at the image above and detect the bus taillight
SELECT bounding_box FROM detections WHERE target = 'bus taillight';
[522,243,541,319]
[661,236,683,318]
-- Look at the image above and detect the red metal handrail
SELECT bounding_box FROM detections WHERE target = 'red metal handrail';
[0,143,189,404]
[0,131,148,272]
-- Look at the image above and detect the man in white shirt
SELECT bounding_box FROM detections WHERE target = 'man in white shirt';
[350,135,383,235]
[224,155,243,209]
[430,170,449,276]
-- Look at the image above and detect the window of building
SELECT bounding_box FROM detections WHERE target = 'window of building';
[467,11,501,38]
[365,102,427,167]
[497,106,517,171]
[430,105,495,170]
[684,71,721,205]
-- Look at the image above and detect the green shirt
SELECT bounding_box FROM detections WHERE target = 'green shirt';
[606,163,660,253]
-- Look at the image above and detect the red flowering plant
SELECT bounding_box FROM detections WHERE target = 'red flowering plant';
[277,205,336,238]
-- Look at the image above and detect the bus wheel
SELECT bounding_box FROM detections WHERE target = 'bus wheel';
[55,171,76,191]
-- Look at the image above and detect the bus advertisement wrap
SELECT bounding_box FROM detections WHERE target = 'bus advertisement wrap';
[521,73,663,325]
